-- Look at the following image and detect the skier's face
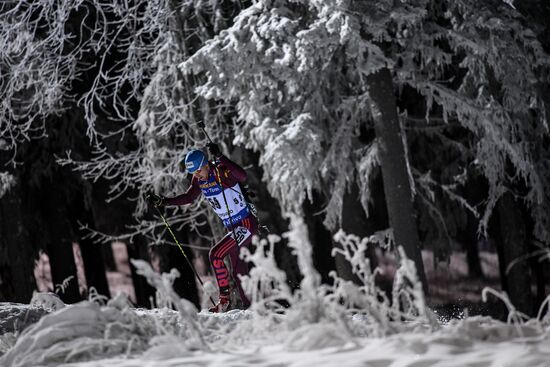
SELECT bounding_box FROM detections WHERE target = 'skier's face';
[193,164,209,180]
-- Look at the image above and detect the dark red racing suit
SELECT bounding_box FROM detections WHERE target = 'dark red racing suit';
[165,156,257,307]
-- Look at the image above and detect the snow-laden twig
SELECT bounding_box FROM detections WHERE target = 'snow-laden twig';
[0,172,15,199]
[54,276,75,295]
[481,287,530,326]
[130,259,209,350]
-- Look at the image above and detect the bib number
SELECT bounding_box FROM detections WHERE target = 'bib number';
[207,197,222,210]
[205,184,248,221]
[201,180,250,227]
[230,226,252,246]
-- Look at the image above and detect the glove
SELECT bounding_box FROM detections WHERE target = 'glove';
[206,142,222,158]
[146,192,165,207]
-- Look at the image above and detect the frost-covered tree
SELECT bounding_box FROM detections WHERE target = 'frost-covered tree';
[0,0,247,303]
[2,0,550,308]
[179,0,550,293]
[1,0,245,236]
[1,0,247,201]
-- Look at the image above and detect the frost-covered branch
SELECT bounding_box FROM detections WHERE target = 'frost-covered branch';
[131,259,208,349]
[180,0,550,239]
[0,171,16,198]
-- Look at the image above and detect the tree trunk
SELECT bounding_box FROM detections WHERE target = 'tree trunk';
[494,192,534,316]
[127,237,156,308]
[46,241,81,304]
[0,184,37,303]
[155,242,200,309]
[336,180,379,283]
[70,182,112,300]
[102,242,117,272]
[303,191,337,285]
[78,237,111,299]
[91,181,155,305]
[463,211,485,279]
[42,185,81,304]
[523,207,546,313]
[366,67,428,295]
[461,172,486,278]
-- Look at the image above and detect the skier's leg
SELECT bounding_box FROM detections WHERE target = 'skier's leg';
[209,217,257,310]
[209,232,235,294]
[228,249,249,307]
[229,217,258,308]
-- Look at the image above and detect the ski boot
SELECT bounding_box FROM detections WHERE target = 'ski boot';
[209,292,231,313]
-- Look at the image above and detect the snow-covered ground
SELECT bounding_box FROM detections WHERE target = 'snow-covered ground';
[5,225,549,367]
[1,293,549,367]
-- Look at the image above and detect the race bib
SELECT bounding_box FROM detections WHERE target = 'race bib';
[200,178,250,227]
[230,226,252,246]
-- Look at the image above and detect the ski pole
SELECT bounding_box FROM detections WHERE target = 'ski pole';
[154,205,217,307]
[198,121,214,144]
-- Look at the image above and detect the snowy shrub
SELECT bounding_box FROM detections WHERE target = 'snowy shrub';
[0,304,50,346]
[240,234,294,311]
[481,287,533,328]
[226,215,356,350]
[331,230,439,335]
[86,287,110,306]
[0,300,147,366]
[438,287,550,343]
[448,315,543,343]
[233,220,439,350]
[5,226,549,364]
[130,259,208,349]
[29,292,65,312]
[536,296,550,325]
[0,172,15,199]
[0,287,211,366]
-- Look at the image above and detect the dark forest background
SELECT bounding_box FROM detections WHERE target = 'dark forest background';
[1,0,550,319]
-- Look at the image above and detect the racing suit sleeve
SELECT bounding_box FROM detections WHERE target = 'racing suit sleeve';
[164,176,201,206]
[217,155,247,183]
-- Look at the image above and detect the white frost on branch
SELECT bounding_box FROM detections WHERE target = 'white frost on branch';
[180,0,550,241]
[130,259,208,350]
[4,0,550,253]
[355,140,380,219]
[0,172,15,199]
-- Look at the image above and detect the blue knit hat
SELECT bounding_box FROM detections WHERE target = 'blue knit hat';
[184,149,207,173]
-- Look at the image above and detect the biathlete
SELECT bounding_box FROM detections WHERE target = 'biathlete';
[148,143,257,312]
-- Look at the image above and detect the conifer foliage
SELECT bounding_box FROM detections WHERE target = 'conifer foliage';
[181,0,550,251]
[0,0,549,308]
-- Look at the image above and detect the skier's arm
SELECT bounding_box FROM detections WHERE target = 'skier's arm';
[164,177,201,206]
[218,155,247,182]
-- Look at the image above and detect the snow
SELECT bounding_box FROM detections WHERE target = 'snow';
[1,231,549,367]
[29,293,65,312]
[0,298,549,367]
